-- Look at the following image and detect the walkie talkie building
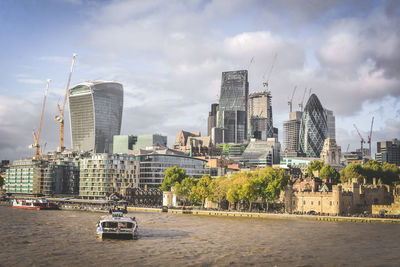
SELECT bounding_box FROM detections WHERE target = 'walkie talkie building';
[68,81,123,153]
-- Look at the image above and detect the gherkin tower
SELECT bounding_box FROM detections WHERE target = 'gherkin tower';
[299,94,328,157]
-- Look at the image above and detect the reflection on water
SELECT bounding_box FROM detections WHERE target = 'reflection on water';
[1,206,400,266]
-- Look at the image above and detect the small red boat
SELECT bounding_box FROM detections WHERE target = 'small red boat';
[12,199,58,210]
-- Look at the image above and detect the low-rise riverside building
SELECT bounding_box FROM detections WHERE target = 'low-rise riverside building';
[5,151,82,196]
[79,154,139,199]
[137,153,208,189]
[282,178,393,215]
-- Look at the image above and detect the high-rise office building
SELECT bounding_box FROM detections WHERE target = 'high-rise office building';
[299,94,328,157]
[217,70,249,144]
[248,91,274,140]
[283,111,302,154]
[375,139,400,166]
[207,104,219,137]
[68,81,123,153]
[325,109,336,139]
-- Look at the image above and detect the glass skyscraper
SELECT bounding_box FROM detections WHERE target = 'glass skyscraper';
[217,70,249,144]
[299,94,328,157]
[68,81,123,153]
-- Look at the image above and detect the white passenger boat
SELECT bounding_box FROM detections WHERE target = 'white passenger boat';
[96,211,138,239]
[12,199,58,210]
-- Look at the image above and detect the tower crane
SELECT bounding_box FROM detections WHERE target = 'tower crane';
[367,117,374,157]
[288,86,297,112]
[31,79,51,160]
[298,88,307,112]
[353,124,366,157]
[55,53,77,152]
[262,53,277,91]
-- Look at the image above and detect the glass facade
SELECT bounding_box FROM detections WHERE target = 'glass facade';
[69,81,123,153]
[137,154,208,189]
[299,94,328,157]
[217,70,248,144]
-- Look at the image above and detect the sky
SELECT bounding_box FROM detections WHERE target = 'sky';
[0,0,399,161]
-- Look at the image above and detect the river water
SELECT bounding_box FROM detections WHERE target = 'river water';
[1,206,400,266]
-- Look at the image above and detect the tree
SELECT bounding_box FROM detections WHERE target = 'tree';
[319,165,340,183]
[159,167,186,191]
[307,160,324,177]
[362,160,383,183]
[254,167,289,211]
[381,162,400,185]
[340,163,365,183]
[190,175,212,208]
[209,176,230,210]
[174,177,197,206]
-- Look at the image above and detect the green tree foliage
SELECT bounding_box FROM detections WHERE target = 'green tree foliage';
[319,165,340,183]
[254,167,289,210]
[381,162,400,185]
[159,166,186,191]
[174,177,197,206]
[340,163,365,183]
[307,160,324,177]
[339,161,400,186]
[208,176,230,209]
[189,175,212,207]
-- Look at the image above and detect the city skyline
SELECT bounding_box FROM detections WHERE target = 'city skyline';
[1,0,399,160]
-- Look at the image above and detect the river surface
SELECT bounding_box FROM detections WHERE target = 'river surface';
[1,206,400,266]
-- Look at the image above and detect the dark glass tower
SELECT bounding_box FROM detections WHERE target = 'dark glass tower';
[217,70,249,144]
[299,94,328,157]
[68,81,123,153]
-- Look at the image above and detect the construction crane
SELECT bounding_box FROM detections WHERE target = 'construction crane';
[55,53,77,153]
[298,88,307,112]
[288,86,297,112]
[262,53,277,90]
[367,117,374,157]
[353,124,366,157]
[31,79,51,160]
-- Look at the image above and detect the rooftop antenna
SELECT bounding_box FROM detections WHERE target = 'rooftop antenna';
[288,86,297,113]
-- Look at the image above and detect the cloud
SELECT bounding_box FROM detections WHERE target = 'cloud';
[2,0,400,161]
[16,78,44,85]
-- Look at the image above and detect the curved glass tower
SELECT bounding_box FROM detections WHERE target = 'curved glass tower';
[299,94,328,157]
[68,81,123,153]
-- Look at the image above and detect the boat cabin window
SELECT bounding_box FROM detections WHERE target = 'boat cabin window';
[102,222,118,228]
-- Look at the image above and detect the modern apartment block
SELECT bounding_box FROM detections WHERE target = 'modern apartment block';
[375,139,400,166]
[5,152,82,196]
[248,91,274,140]
[217,70,249,144]
[299,94,328,157]
[5,159,50,195]
[79,154,139,199]
[68,81,123,154]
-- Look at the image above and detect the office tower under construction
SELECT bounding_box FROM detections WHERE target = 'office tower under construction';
[248,91,274,140]
[217,70,249,144]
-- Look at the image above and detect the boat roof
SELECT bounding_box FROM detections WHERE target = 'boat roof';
[99,213,136,223]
